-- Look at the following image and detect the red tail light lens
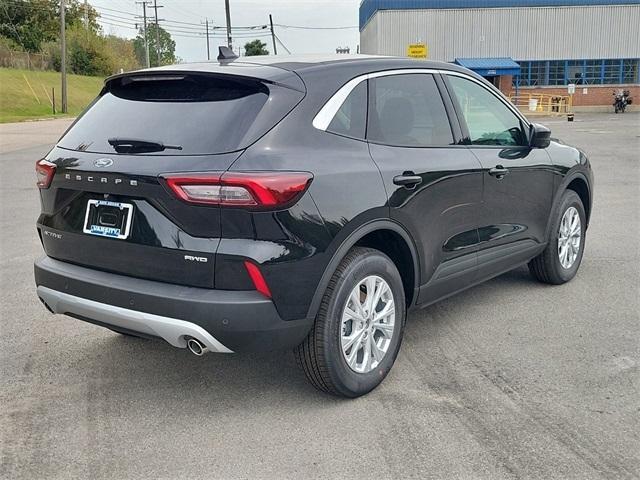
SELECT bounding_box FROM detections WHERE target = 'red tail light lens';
[35,159,56,189]
[244,261,272,298]
[162,172,313,208]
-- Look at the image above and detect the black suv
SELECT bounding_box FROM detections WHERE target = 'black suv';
[35,52,593,397]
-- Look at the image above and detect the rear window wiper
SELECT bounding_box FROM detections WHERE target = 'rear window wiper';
[107,138,183,154]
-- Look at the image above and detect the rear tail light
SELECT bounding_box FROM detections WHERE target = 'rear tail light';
[36,159,56,189]
[162,172,313,208]
[244,261,272,298]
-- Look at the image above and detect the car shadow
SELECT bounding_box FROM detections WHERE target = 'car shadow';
[61,265,540,408]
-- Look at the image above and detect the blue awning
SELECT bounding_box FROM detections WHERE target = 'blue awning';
[454,57,521,76]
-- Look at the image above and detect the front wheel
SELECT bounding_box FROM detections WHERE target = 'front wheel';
[294,247,406,397]
[529,190,586,284]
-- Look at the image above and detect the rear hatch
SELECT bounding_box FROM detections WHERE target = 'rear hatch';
[37,68,305,288]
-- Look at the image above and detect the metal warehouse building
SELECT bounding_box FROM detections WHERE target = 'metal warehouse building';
[359,0,640,110]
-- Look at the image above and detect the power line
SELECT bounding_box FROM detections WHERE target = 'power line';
[88,3,262,30]
[93,7,268,32]
[98,18,271,42]
[100,13,205,34]
[93,3,355,30]
[97,19,137,31]
[4,1,318,33]
[97,15,271,39]
[162,2,202,22]
[274,24,358,30]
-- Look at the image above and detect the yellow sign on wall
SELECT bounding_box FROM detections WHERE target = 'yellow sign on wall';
[407,43,428,59]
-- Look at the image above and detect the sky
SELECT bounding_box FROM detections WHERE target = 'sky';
[90,0,361,62]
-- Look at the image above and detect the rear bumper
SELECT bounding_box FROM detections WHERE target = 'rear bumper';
[34,256,313,352]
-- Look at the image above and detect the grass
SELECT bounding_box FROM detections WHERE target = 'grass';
[0,68,104,123]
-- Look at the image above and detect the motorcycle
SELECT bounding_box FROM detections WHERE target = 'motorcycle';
[613,89,633,113]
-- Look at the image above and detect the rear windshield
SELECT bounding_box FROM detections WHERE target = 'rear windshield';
[59,73,298,155]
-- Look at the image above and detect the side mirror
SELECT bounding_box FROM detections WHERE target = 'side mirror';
[529,123,551,148]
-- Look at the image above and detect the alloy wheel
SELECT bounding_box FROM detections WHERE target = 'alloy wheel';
[558,206,582,269]
[340,275,396,374]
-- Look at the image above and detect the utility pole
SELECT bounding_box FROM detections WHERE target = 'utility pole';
[136,1,151,68]
[224,0,232,50]
[60,0,67,113]
[269,14,277,55]
[203,18,210,60]
[153,0,163,66]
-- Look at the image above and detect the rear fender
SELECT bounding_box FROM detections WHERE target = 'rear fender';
[305,218,420,322]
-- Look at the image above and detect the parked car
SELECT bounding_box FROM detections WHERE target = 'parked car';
[35,50,593,397]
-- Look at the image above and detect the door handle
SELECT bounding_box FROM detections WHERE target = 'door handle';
[393,173,423,188]
[488,165,510,179]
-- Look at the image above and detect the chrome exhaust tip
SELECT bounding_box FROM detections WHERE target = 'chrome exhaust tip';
[186,337,208,356]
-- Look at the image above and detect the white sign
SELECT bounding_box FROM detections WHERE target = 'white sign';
[567,83,576,95]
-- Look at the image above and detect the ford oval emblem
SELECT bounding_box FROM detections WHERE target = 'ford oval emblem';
[94,158,113,168]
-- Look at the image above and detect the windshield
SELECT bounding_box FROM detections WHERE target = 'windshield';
[58,73,296,155]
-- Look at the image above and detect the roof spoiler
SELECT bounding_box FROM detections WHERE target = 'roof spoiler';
[217,46,238,62]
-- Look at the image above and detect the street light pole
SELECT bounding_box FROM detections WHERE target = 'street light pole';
[60,0,67,113]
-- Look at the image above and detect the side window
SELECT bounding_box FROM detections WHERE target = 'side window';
[327,81,367,139]
[367,74,454,147]
[447,76,527,146]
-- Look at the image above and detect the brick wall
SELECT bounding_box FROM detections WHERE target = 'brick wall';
[514,85,639,107]
[498,75,514,96]
[496,75,639,107]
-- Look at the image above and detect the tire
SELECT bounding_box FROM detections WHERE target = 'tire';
[294,247,406,398]
[529,190,586,285]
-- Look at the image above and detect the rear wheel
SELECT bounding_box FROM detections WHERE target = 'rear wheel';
[294,247,406,397]
[529,190,586,284]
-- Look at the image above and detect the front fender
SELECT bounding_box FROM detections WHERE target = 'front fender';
[545,167,593,243]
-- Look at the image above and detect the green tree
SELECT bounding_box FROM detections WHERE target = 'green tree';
[244,39,268,56]
[104,34,142,73]
[0,0,99,53]
[42,26,141,76]
[133,23,176,67]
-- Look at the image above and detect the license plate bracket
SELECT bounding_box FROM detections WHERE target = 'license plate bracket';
[83,199,133,239]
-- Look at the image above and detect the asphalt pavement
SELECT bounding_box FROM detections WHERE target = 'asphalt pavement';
[1,114,639,480]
